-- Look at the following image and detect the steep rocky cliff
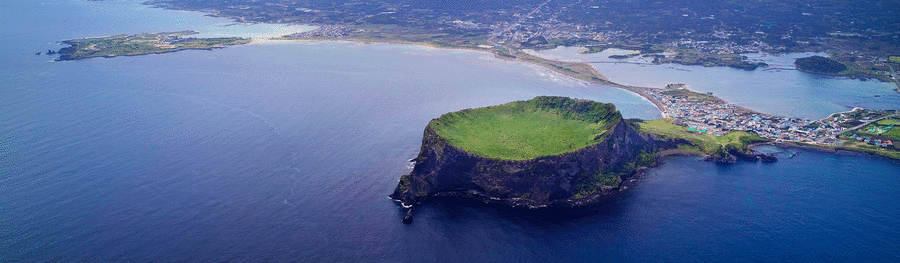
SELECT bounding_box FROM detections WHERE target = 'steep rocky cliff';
[389,118,658,209]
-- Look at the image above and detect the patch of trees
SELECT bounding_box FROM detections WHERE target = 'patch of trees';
[794,56,847,74]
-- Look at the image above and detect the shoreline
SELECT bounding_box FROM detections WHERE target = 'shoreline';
[262,36,675,114]
[247,37,900,162]
[45,15,899,161]
[141,0,900,87]
[54,46,231,62]
[656,149,705,158]
[284,37,676,113]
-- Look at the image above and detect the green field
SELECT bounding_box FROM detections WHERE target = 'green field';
[430,97,620,160]
[635,118,767,153]
[850,117,900,141]
[879,119,900,126]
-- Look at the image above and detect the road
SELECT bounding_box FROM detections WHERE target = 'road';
[489,0,553,43]
[841,113,898,134]
[887,64,900,92]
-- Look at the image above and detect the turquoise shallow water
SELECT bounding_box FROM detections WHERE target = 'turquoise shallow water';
[2,0,899,261]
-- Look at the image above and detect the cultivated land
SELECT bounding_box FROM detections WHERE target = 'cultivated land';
[54,31,251,61]
[847,117,900,141]
[838,116,900,160]
[430,97,619,160]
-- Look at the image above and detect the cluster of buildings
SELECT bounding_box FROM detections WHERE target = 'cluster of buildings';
[478,7,782,55]
[846,122,896,148]
[488,23,783,56]
[289,25,350,38]
[646,87,895,147]
[490,22,613,43]
[847,134,894,148]
[156,34,195,45]
[667,39,776,55]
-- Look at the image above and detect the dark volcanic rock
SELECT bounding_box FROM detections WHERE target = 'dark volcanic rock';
[729,148,760,162]
[704,147,777,164]
[704,153,739,164]
[759,154,778,163]
[54,45,79,61]
[402,210,413,224]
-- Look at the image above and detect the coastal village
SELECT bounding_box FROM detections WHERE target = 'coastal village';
[648,84,898,149]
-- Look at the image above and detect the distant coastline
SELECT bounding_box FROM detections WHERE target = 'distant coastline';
[44,23,900,161]
[310,36,900,161]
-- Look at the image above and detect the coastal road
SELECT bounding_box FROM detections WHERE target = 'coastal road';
[587,61,656,65]
[887,64,900,92]
[841,113,898,134]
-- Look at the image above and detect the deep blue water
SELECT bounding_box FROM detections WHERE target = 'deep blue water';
[2,0,900,262]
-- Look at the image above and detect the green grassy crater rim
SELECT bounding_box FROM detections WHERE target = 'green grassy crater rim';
[429,96,622,160]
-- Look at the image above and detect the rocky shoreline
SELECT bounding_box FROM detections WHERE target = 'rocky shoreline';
[754,142,900,163]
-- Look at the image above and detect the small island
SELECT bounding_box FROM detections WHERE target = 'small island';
[390,96,774,223]
[54,31,251,61]
[794,55,848,74]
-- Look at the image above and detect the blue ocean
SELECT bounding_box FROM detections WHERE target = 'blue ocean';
[2,0,899,261]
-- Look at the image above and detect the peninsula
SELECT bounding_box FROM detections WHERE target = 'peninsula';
[645,84,900,160]
[392,94,899,222]
[390,96,774,222]
[53,31,251,61]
